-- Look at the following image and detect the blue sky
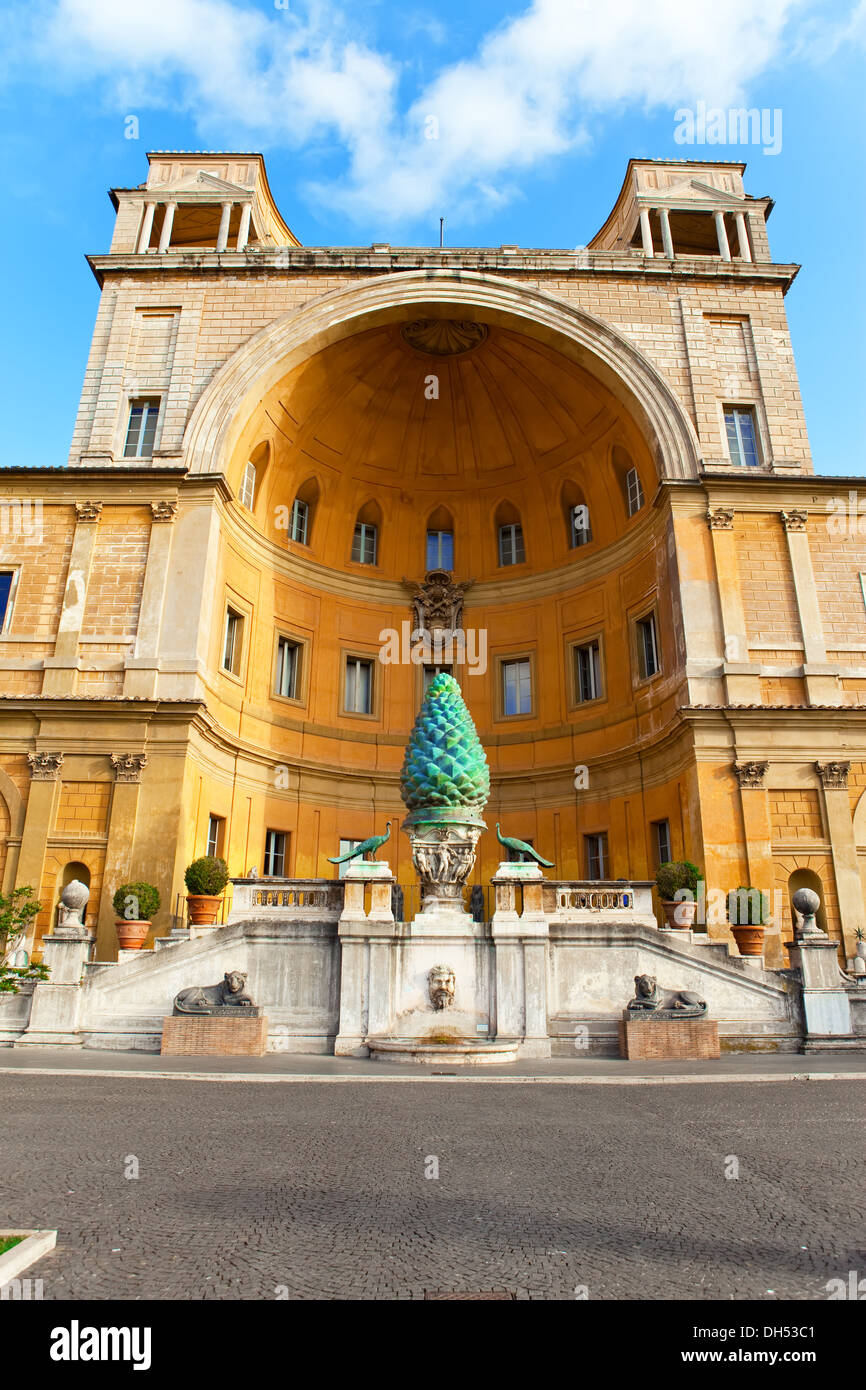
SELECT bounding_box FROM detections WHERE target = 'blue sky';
[1,0,864,474]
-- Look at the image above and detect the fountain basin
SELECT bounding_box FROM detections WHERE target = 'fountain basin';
[367,1037,518,1066]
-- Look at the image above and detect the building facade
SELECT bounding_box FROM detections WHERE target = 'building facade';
[1,152,865,968]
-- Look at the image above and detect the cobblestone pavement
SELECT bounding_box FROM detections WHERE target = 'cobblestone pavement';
[2,1076,863,1300]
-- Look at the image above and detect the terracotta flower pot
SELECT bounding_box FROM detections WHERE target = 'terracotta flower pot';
[186,894,222,926]
[661,899,697,929]
[731,924,765,957]
[115,919,150,951]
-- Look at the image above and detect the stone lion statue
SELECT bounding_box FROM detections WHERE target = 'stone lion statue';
[428,964,456,1011]
[173,970,257,1016]
[626,973,707,1020]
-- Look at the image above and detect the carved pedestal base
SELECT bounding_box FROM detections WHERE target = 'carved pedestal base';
[160,1014,268,1057]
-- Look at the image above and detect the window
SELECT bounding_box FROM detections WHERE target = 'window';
[351,522,378,565]
[426,529,454,570]
[724,406,760,468]
[263,829,287,877]
[571,504,592,548]
[290,498,309,544]
[626,467,645,517]
[0,571,15,633]
[636,613,659,680]
[585,832,609,880]
[123,398,160,459]
[222,608,243,675]
[423,664,452,693]
[345,657,374,714]
[502,659,532,716]
[498,523,525,567]
[337,839,363,879]
[575,640,601,702]
[206,815,224,858]
[239,460,256,511]
[275,636,299,699]
[653,819,672,867]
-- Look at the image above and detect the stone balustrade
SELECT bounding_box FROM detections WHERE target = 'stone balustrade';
[228,878,342,922]
[543,880,656,922]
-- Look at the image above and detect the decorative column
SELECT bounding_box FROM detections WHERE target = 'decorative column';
[735,211,752,262]
[123,501,178,698]
[714,210,732,261]
[137,201,156,253]
[814,761,860,959]
[236,202,252,251]
[706,507,761,703]
[95,754,148,959]
[216,201,233,253]
[157,200,176,253]
[42,502,102,696]
[732,763,775,944]
[659,206,675,260]
[17,754,64,955]
[334,861,397,1057]
[779,509,838,705]
[639,207,654,256]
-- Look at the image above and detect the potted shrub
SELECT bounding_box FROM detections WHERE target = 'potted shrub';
[727,886,768,957]
[655,861,702,929]
[184,857,229,926]
[112,882,160,950]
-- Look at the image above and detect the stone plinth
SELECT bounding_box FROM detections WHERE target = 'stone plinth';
[339,861,395,924]
[619,1019,720,1060]
[39,929,94,984]
[160,1014,268,1056]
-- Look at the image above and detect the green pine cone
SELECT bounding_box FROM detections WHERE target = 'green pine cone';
[401,673,490,812]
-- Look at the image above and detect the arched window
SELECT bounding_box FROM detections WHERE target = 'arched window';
[495,501,525,567]
[426,506,454,570]
[352,501,381,566]
[561,481,592,548]
[289,477,319,546]
[613,446,645,518]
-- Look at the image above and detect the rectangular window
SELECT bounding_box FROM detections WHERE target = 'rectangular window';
[585,832,609,880]
[575,640,601,702]
[498,524,525,567]
[426,530,454,570]
[0,571,15,633]
[123,398,160,459]
[275,636,299,699]
[571,504,592,547]
[345,657,373,714]
[423,664,452,692]
[626,467,645,516]
[636,613,659,680]
[351,522,378,565]
[290,498,309,544]
[206,815,224,858]
[502,658,532,716]
[653,819,672,867]
[222,608,243,675]
[337,839,363,879]
[263,829,287,877]
[724,406,760,468]
[239,460,256,511]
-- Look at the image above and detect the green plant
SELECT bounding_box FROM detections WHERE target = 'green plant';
[0,885,41,959]
[184,857,229,896]
[728,886,769,926]
[112,882,161,921]
[0,961,49,995]
[0,1236,23,1255]
[856,927,865,942]
[654,861,701,900]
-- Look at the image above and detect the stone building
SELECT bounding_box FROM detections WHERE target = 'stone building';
[1,151,865,968]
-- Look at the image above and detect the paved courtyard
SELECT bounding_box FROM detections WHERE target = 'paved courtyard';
[2,1073,863,1300]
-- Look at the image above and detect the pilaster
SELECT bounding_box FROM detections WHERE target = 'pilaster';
[42,504,101,696]
[779,510,839,704]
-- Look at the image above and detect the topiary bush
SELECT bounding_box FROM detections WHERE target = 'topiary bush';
[655,860,702,901]
[184,857,229,896]
[112,882,161,921]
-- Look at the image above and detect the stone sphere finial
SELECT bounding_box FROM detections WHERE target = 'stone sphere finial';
[58,879,90,928]
[792,886,823,940]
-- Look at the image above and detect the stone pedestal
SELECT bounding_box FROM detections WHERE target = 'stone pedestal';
[40,928,94,984]
[491,863,551,1058]
[787,936,854,1050]
[619,1019,720,1060]
[335,862,398,1056]
[160,1014,268,1057]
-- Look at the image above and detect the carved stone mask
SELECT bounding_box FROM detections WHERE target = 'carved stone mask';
[428,965,456,1011]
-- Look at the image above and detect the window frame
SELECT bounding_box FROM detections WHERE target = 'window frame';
[289,497,310,545]
[633,609,661,685]
[723,404,761,469]
[351,521,378,566]
[497,522,525,567]
[573,637,603,704]
[206,814,225,858]
[123,397,161,460]
[0,568,20,636]
[584,831,609,881]
[652,818,672,867]
[625,467,645,517]
[426,529,454,571]
[239,460,257,511]
[273,632,302,704]
[263,828,288,878]
[340,648,379,720]
[497,653,535,720]
[570,503,592,548]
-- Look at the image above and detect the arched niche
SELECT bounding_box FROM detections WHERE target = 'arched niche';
[788,867,829,936]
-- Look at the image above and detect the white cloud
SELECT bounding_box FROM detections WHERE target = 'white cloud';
[7,0,854,226]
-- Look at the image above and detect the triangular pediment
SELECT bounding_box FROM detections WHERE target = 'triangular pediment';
[659,177,745,205]
[151,170,254,197]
